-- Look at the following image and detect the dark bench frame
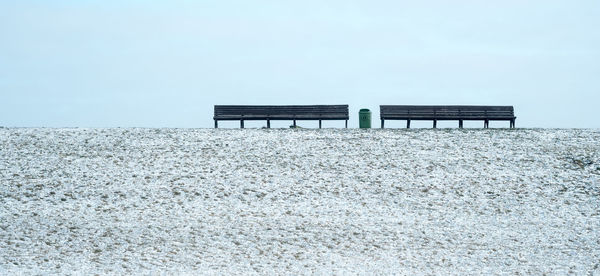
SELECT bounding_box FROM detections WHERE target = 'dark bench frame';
[214,105,349,128]
[380,105,516,129]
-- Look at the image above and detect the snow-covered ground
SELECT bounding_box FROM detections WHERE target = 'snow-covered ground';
[1,128,599,274]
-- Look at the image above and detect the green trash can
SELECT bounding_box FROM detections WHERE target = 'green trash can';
[359,108,371,128]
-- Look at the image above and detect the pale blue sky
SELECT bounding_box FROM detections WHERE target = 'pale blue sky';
[1,0,599,128]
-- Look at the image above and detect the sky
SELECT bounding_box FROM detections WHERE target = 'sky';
[1,0,599,128]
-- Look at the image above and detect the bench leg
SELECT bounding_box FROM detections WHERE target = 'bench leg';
[511,119,515,128]
[293,120,296,127]
[240,120,244,129]
[267,120,270,128]
[381,119,384,129]
[433,120,437,128]
[319,120,322,129]
[484,120,489,129]
[459,120,463,129]
[215,120,218,129]
[345,120,348,128]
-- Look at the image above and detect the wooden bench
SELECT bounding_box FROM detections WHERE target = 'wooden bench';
[380,105,516,129]
[214,105,349,128]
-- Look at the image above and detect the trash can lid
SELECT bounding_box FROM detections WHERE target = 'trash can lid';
[359,108,370,112]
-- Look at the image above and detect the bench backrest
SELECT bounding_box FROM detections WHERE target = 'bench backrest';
[380,105,515,119]
[214,105,349,118]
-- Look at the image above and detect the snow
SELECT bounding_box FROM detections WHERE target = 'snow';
[1,128,599,274]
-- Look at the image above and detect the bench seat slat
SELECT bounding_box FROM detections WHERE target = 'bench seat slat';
[214,114,349,120]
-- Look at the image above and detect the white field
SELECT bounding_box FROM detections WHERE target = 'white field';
[1,128,599,275]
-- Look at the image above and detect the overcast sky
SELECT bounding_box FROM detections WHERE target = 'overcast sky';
[1,0,599,128]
